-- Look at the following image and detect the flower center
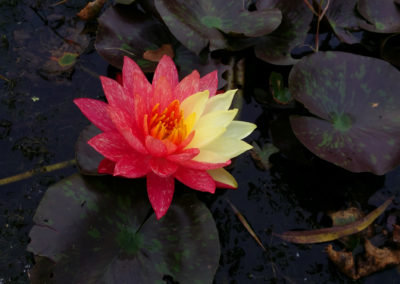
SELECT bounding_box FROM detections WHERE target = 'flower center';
[147,100,187,144]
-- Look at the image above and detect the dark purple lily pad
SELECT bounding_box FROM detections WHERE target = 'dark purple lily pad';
[27,174,220,283]
[381,33,400,67]
[75,124,103,176]
[325,0,362,44]
[154,0,282,54]
[254,0,313,65]
[357,0,400,33]
[289,51,400,175]
[95,4,173,71]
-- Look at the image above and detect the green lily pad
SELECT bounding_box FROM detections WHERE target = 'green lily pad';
[254,0,313,65]
[358,0,400,33]
[289,51,400,175]
[325,0,362,44]
[28,174,220,283]
[95,4,174,71]
[269,72,292,104]
[154,0,282,54]
[75,124,103,176]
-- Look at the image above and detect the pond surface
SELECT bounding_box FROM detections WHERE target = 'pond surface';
[1,1,400,283]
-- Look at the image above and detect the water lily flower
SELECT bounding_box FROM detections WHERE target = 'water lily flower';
[74,56,256,219]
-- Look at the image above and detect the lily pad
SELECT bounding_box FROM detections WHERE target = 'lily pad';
[254,0,313,65]
[75,124,103,175]
[289,51,400,174]
[95,4,173,71]
[28,174,220,283]
[324,0,362,44]
[357,0,400,33]
[154,0,282,54]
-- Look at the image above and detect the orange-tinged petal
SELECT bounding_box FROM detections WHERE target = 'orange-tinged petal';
[199,70,218,97]
[152,76,173,110]
[147,172,175,219]
[175,70,200,101]
[122,56,152,102]
[153,55,179,92]
[74,98,116,132]
[174,168,216,193]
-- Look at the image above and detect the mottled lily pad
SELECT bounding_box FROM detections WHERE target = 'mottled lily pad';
[95,4,173,71]
[75,124,103,175]
[325,0,362,44]
[254,0,313,65]
[358,0,400,33]
[289,51,400,174]
[28,174,220,283]
[155,0,282,54]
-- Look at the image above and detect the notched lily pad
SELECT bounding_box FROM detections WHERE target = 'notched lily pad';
[28,174,220,283]
[289,51,400,174]
[75,124,103,175]
[357,0,400,33]
[155,0,282,54]
[95,4,173,71]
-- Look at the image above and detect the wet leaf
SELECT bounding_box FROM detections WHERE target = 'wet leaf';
[95,4,173,71]
[143,44,174,62]
[254,0,313,65]
[277,197,393,244]
[358,0,400,33]
[154,0,282,54]
[77,0,106,21]
[326,239,400,279]
[27,174,220,284]
[75,124,103,176]
[54,52,78,67]
[381,33,400,67]
[324,0,362,44]
[289,51,400,174]
[250,141,279,171]
[269,72,292,104]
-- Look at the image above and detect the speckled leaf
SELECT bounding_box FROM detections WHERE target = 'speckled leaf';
[325,0,362,44]
[381,33,400,67]
[154,0,282,54]
[95,4,173,71]
[75,124,103,176]
[254,0,313,65]
[27,174,220,284]
[358,0,400,33]
[289,51,400,174]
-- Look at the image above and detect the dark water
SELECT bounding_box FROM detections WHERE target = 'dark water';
[1,1,399,283]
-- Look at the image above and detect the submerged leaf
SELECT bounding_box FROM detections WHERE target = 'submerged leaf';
[289,51,400,174]
[269,72,292,104]
[77,0,106,21]
[55,52,78,67]
[250,141,279,170]
[277,197,393,244]
[27,174,220,283]
[142,44,174,62]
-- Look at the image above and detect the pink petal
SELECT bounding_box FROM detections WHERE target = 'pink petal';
[167,148,200,163]
[122,56,152,101]
[74,98,116,132]
[147,172,175,219]
[177,131,195,150]
[215,181,237,189]
[153,55,179,91]
[179,159,231,170]
[174,168,216,193]
[100,76,134,115]
[199,70,218,97]
[98,158,115,174]
[150,157,178,177]
[175,70,200,101]
[163,139,178,155]
[108,104,136,130]
[114,154,150,178]
[145,135,167,157]
[152,76,173,110]
[88,132,132,161]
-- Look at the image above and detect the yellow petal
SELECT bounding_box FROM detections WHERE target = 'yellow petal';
[192,149,229,163]
[180,90,209,124]
[187,127,226,148]
[203,137,253,159]
[203,89,236,114]
[224,121,257,139]
[208,168,238,188]
[194,109,238,130]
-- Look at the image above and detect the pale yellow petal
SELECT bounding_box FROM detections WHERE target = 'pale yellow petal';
[224,121,257,139]
[203,89,236,114]
[180,90,209,123]
[194,109,238,130]
[208,168,238,188]
[203,137,253,159]
[192,149,229,163]
[187,127,226,148]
